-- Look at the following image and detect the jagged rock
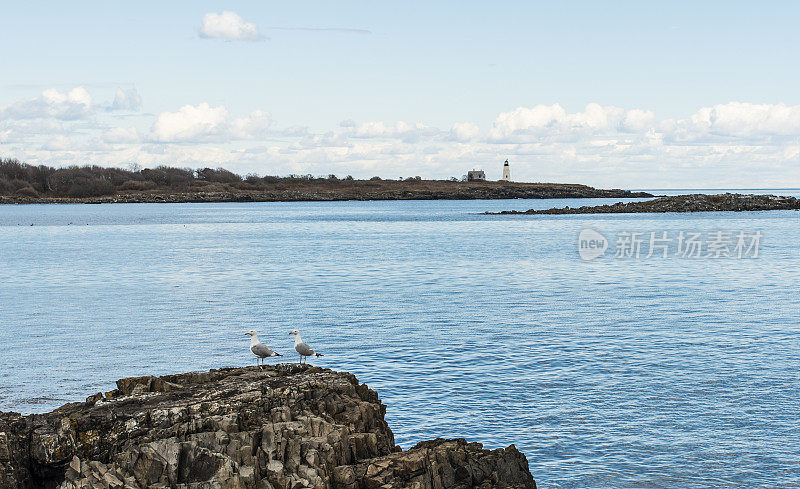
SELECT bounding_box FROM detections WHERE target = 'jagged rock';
[0,366,535,489]
[335,439,534,489]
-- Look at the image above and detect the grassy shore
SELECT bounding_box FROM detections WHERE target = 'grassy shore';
[0,158,652,204]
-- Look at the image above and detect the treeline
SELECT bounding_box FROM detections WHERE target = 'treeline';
[0,159,398,198]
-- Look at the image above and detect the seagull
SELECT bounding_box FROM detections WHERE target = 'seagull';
[244,330,281,368]
[289,330,323,364]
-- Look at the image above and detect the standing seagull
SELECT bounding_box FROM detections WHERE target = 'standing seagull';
[289,330,323,364]
[245,330,281,368]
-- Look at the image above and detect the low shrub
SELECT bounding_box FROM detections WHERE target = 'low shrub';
[196,167,242,183]
[119,180,157,191]
[65,177,115,198]
[14,186,39,198]
[140,166,193,189]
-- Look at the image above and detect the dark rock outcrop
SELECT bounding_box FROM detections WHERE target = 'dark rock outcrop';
[488,193,800,215]
[0,366,535,489]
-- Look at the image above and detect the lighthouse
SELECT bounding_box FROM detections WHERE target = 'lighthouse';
[501,159,511,182]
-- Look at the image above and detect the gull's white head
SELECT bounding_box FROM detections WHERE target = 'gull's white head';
[245,330,258,336]
[288,330,299,336]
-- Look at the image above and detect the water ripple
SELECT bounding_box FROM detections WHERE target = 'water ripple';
[0,199,799,488]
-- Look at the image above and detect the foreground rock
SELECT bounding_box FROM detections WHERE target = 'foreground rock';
[488,193,800,215]
[0,366,535,489]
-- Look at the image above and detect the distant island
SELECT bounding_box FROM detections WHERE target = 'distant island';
[487,193,800,215]
[0,158,651,204]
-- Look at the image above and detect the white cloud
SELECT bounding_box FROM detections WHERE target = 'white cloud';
[40,135,73,151]
[199,11,260,41]
[621,109,656,133]
[110,88,142,111]
[0,119,66,142]
[489,101,800,147]
[450,122,480,141]
[490,103,630,141]
[103,126,140,144]
[282,125,310,137]
[350,121,439,142]
[149,103,271,143]
[491,103,568,137]
[229,110,272,139]
[689,102,800,138]
[352,121,392,138]
[0,87,92,120]
[150,103,229,142]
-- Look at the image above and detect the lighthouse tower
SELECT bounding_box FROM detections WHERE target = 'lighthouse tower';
[501,159,511,182]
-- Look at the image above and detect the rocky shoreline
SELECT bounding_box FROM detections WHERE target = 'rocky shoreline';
[0,184,651,205]
[0,366,536,489]
[488,193,800,215]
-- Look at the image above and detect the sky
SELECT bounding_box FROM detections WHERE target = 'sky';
[2,1,800,188]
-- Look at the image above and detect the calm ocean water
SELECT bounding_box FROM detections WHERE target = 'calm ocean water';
[1,193,799,488]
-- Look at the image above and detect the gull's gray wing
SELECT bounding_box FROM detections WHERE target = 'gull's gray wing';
[252,344,279,358]
[295,342,315,356]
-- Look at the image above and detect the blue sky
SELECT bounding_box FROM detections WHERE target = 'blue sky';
[2,1,800,187]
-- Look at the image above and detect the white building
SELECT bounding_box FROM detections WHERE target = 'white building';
[501,159,511,182]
